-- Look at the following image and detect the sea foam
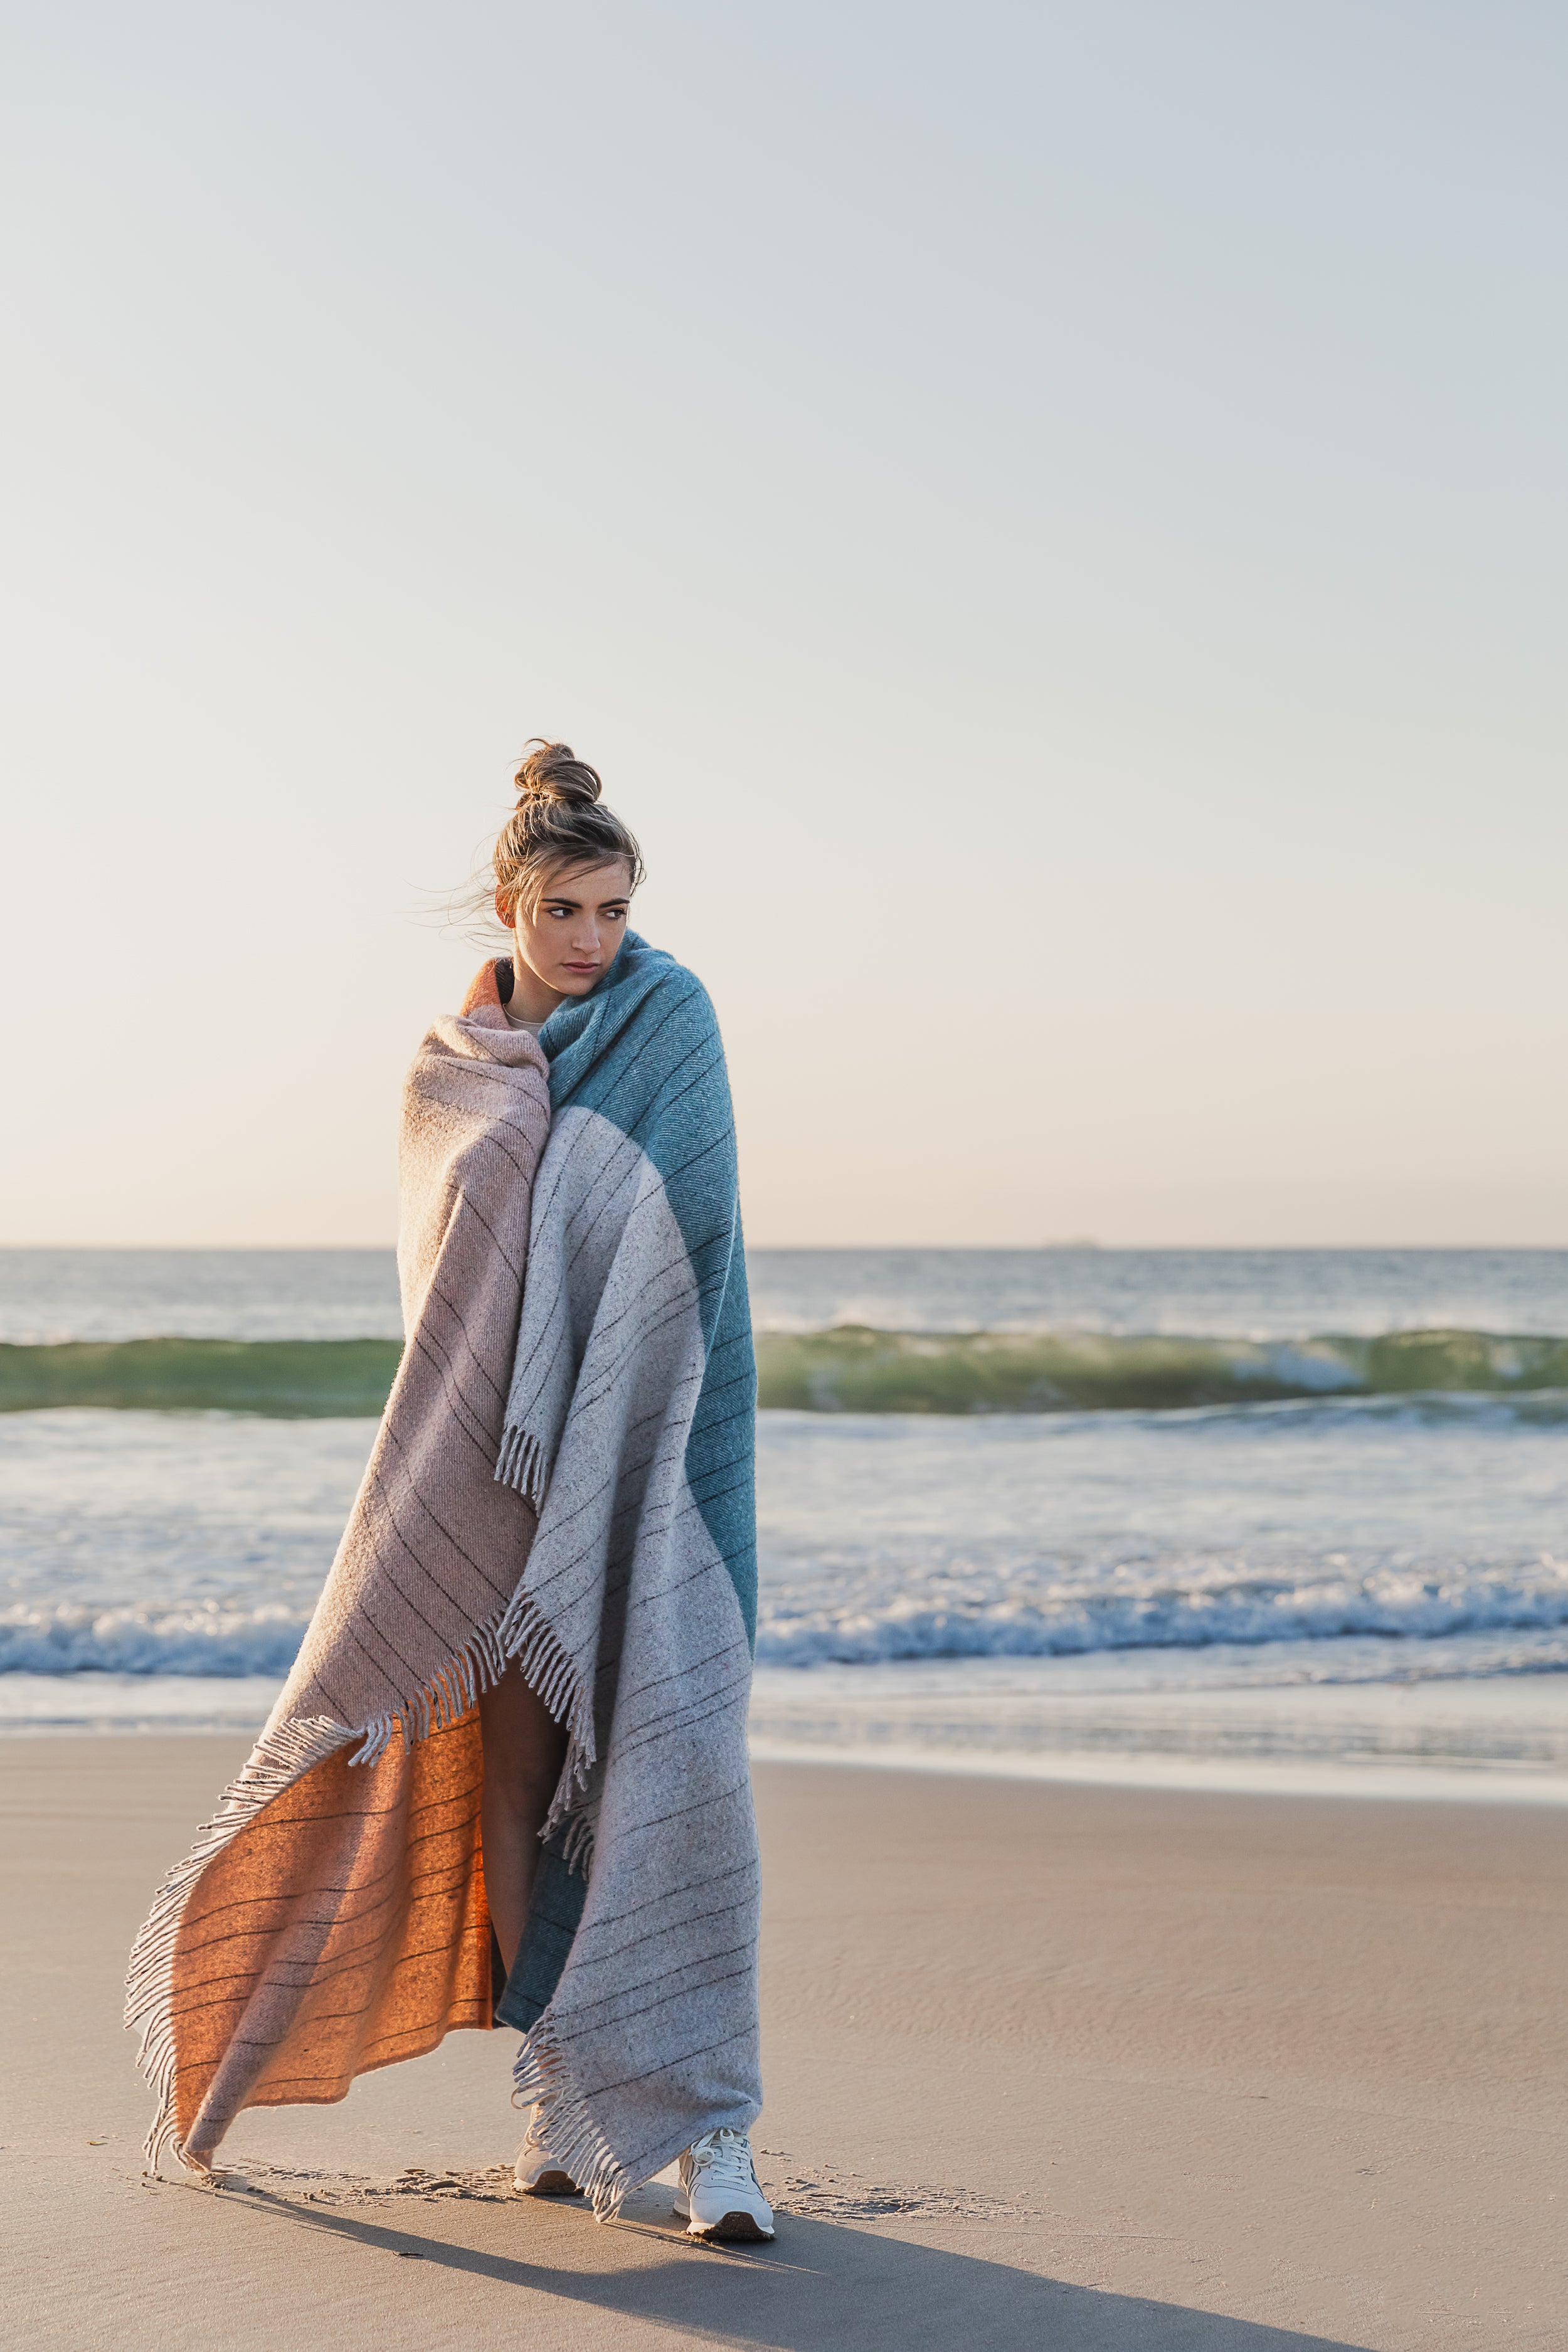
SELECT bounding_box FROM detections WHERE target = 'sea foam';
[8,1545,1568,1680]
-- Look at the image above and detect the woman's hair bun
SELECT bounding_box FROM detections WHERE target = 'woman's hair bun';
[514,739,603,811]
[490,736,645,919]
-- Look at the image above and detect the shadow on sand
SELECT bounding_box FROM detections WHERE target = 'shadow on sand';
[215,2175,1372,2352]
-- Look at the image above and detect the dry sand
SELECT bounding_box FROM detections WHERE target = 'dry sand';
[4,1737,1565,2349]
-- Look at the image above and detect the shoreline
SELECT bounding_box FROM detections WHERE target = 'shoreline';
[6,1723,1568,1809]
[9,1661,1568,1812]
[9,1714,1568,1808]
[746,1734,1568,1804]
[9,1723,1568,1806]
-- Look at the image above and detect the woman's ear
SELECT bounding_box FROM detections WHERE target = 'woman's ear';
[494,886,512,930]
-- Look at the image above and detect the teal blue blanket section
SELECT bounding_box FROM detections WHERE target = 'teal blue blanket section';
[497,1839,581,2032]
[495,932,757,2038]
[532,933,758,1644]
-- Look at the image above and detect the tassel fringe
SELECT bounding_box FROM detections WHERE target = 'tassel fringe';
[348,1614,513,1767]
[499,1586,598,1865]
[125,1713,356,2175]
[512,2015,634,2221]
[494,1421,549,1507]
[127,1546,598,2177]
[492,1418,597,1857]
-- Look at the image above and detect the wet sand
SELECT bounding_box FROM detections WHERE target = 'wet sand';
[4,1738,1565,2349]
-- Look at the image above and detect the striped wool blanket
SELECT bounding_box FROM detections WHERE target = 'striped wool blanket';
[125,936,760,2218]
[480,931,762,2213]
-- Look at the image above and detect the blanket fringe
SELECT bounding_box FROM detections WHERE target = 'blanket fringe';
[127,1513,602,2180]
[125,1712,356,2175]
[494,1422,549,1508]
[127,1577,597,2177]
[348,1614,512,1767]
[495,1574,596,1835]
[513,2015,635,2221]
[560,1799,598,1877]
[346,1599,598,1869]
[491,1424,597,1860]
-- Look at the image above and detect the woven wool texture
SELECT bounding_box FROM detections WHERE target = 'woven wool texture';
[127,1000,551,2169]
[487,933,762,2214]
[126,937,761,2216]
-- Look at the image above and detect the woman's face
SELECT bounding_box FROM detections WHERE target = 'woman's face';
[509,859,633,1000]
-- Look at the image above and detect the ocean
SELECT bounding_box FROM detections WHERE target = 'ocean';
[3,1247,1566,1798]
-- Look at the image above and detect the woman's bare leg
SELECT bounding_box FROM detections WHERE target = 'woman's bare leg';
[478,1665,569,1974]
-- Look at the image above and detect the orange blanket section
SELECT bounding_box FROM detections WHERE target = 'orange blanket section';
[169,1711,494,2164]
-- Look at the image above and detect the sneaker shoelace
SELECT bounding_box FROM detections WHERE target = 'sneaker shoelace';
[688,2128,755,2191]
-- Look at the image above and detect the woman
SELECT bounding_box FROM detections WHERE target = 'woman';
[127,743,773,2242]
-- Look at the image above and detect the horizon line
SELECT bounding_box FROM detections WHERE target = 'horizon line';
[5,1240,1568,1256]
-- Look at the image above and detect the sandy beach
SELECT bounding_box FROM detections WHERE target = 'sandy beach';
[1,1740,1562,2349]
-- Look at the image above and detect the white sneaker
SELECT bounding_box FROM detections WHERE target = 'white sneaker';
[512,2109,578,2197]
[672,2127,775,2242]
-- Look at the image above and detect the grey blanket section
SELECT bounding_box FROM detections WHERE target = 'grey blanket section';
[493,1099,762,2213]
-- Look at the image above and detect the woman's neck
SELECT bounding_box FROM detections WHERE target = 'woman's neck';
[506,958,567,1024]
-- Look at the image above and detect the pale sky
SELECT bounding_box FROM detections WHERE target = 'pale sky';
[4,2,1565,1248]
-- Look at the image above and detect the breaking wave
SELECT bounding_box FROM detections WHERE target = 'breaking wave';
[8,1554,1568,1678]
[752,1555,1568,1666]
[753,1327,1568,1414]
[0,1338,402,1416]
[6,1327,1568,1416]
[0,1602,312,1677]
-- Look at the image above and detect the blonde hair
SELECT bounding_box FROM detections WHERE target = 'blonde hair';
[492,740,645,922]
